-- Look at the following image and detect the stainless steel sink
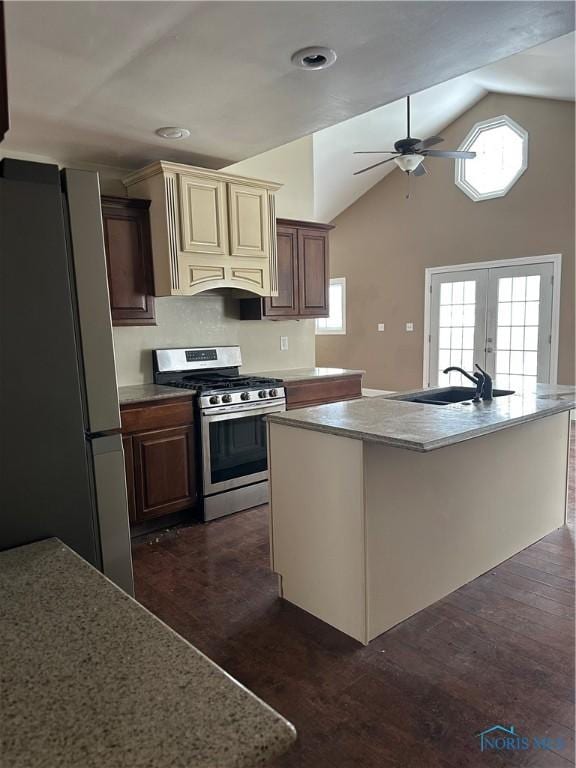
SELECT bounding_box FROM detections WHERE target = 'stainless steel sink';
[395,386,515,406]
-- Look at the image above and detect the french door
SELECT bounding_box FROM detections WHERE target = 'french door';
[429,261,555,393]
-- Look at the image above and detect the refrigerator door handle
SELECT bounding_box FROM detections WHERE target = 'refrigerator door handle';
[86,429,122,440]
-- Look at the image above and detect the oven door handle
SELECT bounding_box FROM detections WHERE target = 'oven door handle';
[201,403,285,420]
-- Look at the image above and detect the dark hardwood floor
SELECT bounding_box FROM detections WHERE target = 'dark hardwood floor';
[132,431,575,767]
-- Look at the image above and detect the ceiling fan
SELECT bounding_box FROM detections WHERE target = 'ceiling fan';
[353,95,476,177]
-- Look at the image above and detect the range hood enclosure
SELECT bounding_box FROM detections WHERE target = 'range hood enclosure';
[123,162,281,298]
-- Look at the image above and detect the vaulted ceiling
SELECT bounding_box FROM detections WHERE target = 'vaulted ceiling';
[313,32,576,221]
[3,1,574,169]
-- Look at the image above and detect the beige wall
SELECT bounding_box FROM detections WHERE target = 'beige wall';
[317,93,575,390]
[113,296,315,386]
[224,136,315,221]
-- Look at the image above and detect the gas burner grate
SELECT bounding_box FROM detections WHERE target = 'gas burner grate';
[169,375,283,393]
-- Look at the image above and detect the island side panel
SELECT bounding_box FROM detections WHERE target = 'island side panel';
[364,411,570,642]
[268,422,367,643]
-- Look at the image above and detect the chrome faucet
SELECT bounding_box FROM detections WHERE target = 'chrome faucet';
[443,363,493,402]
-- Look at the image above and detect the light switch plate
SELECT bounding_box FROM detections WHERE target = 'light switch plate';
[377,323,385,332]
[280,336,289,351]
[405,322,414,332]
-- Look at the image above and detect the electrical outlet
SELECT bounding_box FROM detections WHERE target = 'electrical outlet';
[377,323,385,332]
[405,322,414,332]
[280,336,289,351]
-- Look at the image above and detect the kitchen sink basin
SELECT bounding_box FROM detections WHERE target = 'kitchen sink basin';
[396,386,515,406]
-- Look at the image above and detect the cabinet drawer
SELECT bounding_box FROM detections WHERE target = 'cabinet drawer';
[120,398,194,434]
[285,375,362,410]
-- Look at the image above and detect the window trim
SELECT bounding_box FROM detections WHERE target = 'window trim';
[455,115,528,202]
[316,277,346,335]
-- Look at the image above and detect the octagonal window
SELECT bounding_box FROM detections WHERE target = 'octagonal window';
[455,115,528,201]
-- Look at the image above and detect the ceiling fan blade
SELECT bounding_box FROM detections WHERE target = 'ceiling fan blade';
[353,156,397,176]
[353,151,398,155]
[412,163,428,177]
[414,135,444,150]
[422,150,476,159]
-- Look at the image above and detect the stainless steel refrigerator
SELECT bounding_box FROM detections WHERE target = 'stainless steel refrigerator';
[0,159,134,594]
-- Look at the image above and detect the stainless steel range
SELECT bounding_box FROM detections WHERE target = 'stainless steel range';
[153,347,285,521]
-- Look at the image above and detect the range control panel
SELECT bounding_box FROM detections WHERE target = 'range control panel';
[185,349,218,362]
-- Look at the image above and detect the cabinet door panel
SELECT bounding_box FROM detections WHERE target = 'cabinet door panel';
[133,427,197,521]
[298,229,329,317]
[228,183,269,258]
[101,197,155,325]
[179,175,228,255]
[263,226,298,317]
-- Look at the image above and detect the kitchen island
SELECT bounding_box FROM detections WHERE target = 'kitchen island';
[267,385,574,644]
[0,539,296,768]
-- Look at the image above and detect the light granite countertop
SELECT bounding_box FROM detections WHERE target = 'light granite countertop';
[0,539,296,768]
[267,384,575,452]
[118,383,193,405]
[246,367,364,382]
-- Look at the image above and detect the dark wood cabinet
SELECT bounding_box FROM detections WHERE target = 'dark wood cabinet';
[240,219,333,320]
[0,1,8,143]
[133,426,197,522]
[120,396,197,526]
[284,374,363,410]
[101,196,156,326]
[263,225,299,317]
[297,227,330,317]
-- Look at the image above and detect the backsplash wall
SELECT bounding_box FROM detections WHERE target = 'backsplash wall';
[113,294,316,386]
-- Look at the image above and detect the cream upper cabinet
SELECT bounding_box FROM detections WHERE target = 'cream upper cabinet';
[228,183,269,259]
[123,162,280,298]
[179,174,228,256]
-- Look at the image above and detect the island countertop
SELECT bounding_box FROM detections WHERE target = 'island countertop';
[0,539,296,768]
[267,384,575,452]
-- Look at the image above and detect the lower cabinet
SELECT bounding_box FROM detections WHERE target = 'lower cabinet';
[121,397,197,525]
[284,374,363,410]
[133,427,197,521]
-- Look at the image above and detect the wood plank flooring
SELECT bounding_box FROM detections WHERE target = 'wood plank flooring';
[132,429,575,767]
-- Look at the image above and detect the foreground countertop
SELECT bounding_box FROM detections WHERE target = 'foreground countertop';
[0,539,296,768]
[118,383,193,405]
[267,384,575,452]
[247,367,364,382]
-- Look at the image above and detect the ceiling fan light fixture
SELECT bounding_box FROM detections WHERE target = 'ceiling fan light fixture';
[394,154,425,173]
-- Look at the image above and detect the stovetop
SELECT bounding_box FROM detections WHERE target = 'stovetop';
[163,373,283,395]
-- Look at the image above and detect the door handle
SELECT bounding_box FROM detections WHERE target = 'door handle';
[486,347,493,353]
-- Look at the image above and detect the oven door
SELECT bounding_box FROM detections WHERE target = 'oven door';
[200,402,283,496]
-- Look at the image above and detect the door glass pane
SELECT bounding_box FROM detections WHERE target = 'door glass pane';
[494,275,540,393]
[438,280,477,386]
[209,414,267,485]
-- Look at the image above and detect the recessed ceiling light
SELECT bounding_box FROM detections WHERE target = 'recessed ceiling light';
[155,126,191,140]
[291,46,337,71]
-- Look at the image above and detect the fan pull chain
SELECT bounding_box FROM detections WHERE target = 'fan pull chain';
[405,170,411,200]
